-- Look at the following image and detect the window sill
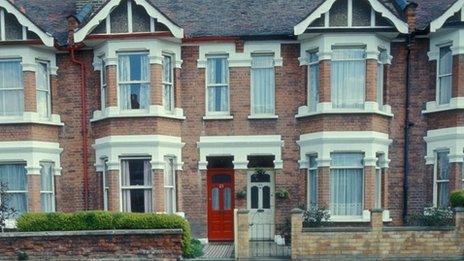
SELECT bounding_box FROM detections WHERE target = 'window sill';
[0,112,63,126]
[91,106,186,122]
[422,97,464,114]
[296,102,393,118]
[202,115,234,121]
[329,210,391,222]
[248,115,278,120]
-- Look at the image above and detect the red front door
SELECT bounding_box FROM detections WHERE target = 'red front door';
[207,169,235,241]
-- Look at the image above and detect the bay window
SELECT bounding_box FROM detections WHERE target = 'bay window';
[308,155,318,209]
[100,57,107,110]
[40,162,54,212]
[162,54,174,112]
[437,46,452,105]
[0,163,27,217]
[36,61,50,118]
[121,159,153,213]
[330,153,364,216]
[435,150,450,208]
[206,56,229,114]
[251,54,275,115]
[308,51,319,112]
[0,60,23,116]
[164,157,176,214]
[331,47,366,109]
[118,53,150,110]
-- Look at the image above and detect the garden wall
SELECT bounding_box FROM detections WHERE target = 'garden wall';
[291,209,464,260]
[0,229,183,260]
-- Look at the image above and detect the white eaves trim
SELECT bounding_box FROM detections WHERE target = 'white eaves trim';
[430,0,464,33]
[74,0,183,42]
[293,0,409,35]
[0,0,54,47]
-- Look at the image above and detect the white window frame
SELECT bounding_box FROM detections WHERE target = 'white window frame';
[119,157,153,212]
[374,155,383,209]
[433,150,450,207]
[162,53,175,112]
[164,156,177,214]
[36,60,51,118]
[102,158,109,211]
[307,50,319,112]
[250,53,275,116]
[307,154,318,209]
[0,59,23,116]
[0,162,27,217]
[39,161,55,212]
[100,57,107,110]
[436,44,453,105]
[205,55,230,116]
[117,52,150,111]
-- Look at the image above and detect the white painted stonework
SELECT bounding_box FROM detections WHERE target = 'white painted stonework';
[197,135,284,170]
[93,135,184,171]
[90,105,185,122]
[296,101,393,118]
[0,46,58,74]
[196,41,283,68]
[297,131,392,169]
[0,112,63,126]
[424,127,464,164]
[423,97,464,114]
[0,141,63,175]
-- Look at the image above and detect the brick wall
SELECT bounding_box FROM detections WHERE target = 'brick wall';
[0,230,183,260]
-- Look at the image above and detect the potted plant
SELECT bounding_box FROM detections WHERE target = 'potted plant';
[275,188,290,199]
[236,187,247,199]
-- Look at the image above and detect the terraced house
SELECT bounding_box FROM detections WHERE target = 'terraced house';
[0,0,463,242]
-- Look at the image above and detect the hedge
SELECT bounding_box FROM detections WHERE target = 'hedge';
[16,211,196,257]
[450,190,464,208]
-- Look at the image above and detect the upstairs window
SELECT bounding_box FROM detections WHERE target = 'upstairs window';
[331,47,366,109]
[435,150,450,208]
[437,46,452,105]
[251,54,275,116]
[206,56,229,114]
[162,54,174,112]
[118,53,150,110]
[0,163,27,217]
[308,51,319,111]
[36,61,50,118]
[40,162,54,212]
[100,57,107,110]
[121,159,153,213]
[377,50,388,108]
[0,60,22,116]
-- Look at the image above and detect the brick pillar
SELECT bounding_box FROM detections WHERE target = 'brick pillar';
[151,64,163,106]
[317,167,330,207]
[449,162,462,192]
[383,64,390,105]
[234,209,250,259]
[382,168,389,210]
[425,164,435,205]
[27,174,41,212]
[106,66,118,107]
[370,208,383,233]
[154,169,165,212]
[364,166,376,210]
[174,68,181,108]
[107,170,120,211]
[454,208,464,234]
[23,71,37,112]
[365,59,378,102]
[452,55,464,98]
[234,170,247,209]
[291,208,304,259]
[319,60,331,103]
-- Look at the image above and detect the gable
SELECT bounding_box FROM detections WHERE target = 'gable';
[294,0,408,35]
[430,0,464,32]
[74,0,183,42]
[0,0,54,46]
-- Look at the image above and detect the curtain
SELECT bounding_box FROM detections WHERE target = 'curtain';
[309,169,318,209]
[119,55,131,110]
[251,55,275,115]
[0,164,27,216]
[437,151,450,207]
[164,159,175,213]
[36,63,49,117]
[118,54,149,110]
[0,60,23,116]
[121,160,131,212]
[143,160,153,212]
[330,153,364,216]
[331,48,366,109]
[40,163,54,212]
[207,57,229,112]
[309,52,319,112]
[163,55,173,111]
[438,46,452,105]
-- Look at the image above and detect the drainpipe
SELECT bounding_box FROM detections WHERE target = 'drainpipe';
[67,15,89,211]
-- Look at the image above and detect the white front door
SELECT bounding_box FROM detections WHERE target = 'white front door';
[247,169,275,240]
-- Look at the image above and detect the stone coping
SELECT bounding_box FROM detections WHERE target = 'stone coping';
[303,227,372,233]
[383,226,455,232]
[0,229,183,238]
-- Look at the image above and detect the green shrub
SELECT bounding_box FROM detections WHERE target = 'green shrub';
[183,239,204,258]
[16,211,193,256]
[303,206,331,228]
[450,190,464,208]
[407,206,453,226]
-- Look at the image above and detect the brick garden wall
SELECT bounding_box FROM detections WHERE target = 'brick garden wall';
[0,229,183,260]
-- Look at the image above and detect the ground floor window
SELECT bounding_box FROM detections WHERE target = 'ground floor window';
[308,155,318,209]
[102,160,109,211]
[435,150,450,208]
[330,153,364,216]
[121,158,153,213]
[164,157,177,214]
[0,163,27,216]
[375,155,383,209]
[40,162,54,212]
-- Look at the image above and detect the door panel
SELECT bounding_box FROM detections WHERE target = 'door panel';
[207,170,235,241]
[248,170,275,240]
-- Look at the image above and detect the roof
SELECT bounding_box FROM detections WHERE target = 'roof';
[5,0,462,45]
